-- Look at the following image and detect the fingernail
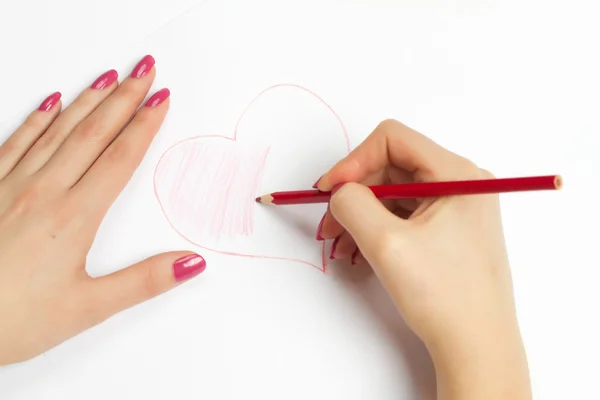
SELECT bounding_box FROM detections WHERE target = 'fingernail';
[173,253,206,282]
[312,176,323,189]
[38,92,61,112]
[131,54,155,78]
[329,236,340,259]
[331,183,345,196]
[351,249,359,265]
[316,214,325,241]
[91,69,118,90]
[145,88,170,108]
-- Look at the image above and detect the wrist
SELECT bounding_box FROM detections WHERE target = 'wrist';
[425,321,532,400]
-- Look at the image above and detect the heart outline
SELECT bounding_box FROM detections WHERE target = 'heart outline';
[153,84,351,272]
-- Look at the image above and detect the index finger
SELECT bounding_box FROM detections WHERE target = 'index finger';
[317,119,475,191]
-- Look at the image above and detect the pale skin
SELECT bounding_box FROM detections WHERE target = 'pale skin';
[0,58,531,399]
[318,119,532,399]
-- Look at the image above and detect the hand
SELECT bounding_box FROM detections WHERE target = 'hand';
[0,55,206,366]
[316,120,531,399]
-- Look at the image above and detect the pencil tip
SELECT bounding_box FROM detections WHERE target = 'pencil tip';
[255,197,261,203]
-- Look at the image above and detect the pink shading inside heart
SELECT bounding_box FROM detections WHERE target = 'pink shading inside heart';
[153,84,350,272]
[154,141,270,239]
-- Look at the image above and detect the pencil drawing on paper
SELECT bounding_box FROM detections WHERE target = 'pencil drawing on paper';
[154,141,270,239]
[153,84,350,272]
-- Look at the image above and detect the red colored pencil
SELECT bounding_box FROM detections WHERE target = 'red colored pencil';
[255,175,562,205]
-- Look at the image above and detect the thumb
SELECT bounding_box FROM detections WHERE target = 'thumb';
[329,183,403,260]
[89,252,206,320]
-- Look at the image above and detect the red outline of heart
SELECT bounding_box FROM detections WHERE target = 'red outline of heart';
[153,84,350,272]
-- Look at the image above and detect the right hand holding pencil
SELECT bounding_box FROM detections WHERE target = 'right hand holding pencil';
[315,119,532,400]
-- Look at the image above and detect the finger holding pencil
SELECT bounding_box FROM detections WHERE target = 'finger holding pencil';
[258,119,547,399]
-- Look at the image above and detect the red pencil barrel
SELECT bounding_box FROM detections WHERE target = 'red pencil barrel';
[267,175,561,205]
[370,175,560,199]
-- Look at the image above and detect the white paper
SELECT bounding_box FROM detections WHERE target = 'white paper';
[1,1,599,399]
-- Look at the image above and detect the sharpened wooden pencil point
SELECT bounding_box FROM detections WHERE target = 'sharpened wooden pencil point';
[255,194,274,205]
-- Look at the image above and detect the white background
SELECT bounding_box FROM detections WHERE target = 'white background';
[1,0,599,399]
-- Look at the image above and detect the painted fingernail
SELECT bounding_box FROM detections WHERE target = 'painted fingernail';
[316,214,325,241]
[312,176,323,189]
[131,54,155,78]
[145,88,170,108]
[329,236,340,259]
[173,253,206,282]
[38,92,61,112]
[91,69,118,90]
[351,249,359,265]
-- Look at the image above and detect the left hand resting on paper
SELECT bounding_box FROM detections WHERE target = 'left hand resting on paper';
[0,55,206,366]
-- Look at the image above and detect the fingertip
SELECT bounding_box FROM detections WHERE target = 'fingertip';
[316,171,338,191]
[38,91,62,112]
[351,249,363,265]
[329,236,340,259]
[173,252,206,283]
[87,251,206,324]
[319,206,346,240]
[145,88,170,108]
[312,176,323,189]
[315,173,329,191]
[130,54,156,79]
[331,231,357,260]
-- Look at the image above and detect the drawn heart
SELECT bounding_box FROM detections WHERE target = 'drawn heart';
[154,85,350,271]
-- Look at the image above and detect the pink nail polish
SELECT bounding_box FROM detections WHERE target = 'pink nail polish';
[312,176,323,189]
[131,55,155,78]
[38,92,61,112]
[173,254,206,282]
[351,249,359,265]
[145,88,170,108]
[316,214,325,241]
[329,236,340,259]
[91,69,118,90]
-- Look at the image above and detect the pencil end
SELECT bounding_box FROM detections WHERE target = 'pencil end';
[554,175,563,190]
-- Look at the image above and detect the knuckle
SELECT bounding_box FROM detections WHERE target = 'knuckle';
[374,119,411,141]
[451,156,481,179]
[33,126,64,150]
[50,200,77,231]
[76,118,105,142]
[103,141,129,164]
[0,139,15,158]
[33,130,54,149]
[478,168,496,179]
[22,114,46,132]
[377,119,404,133]
[141,260,162,298]
[13,180,43,211]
